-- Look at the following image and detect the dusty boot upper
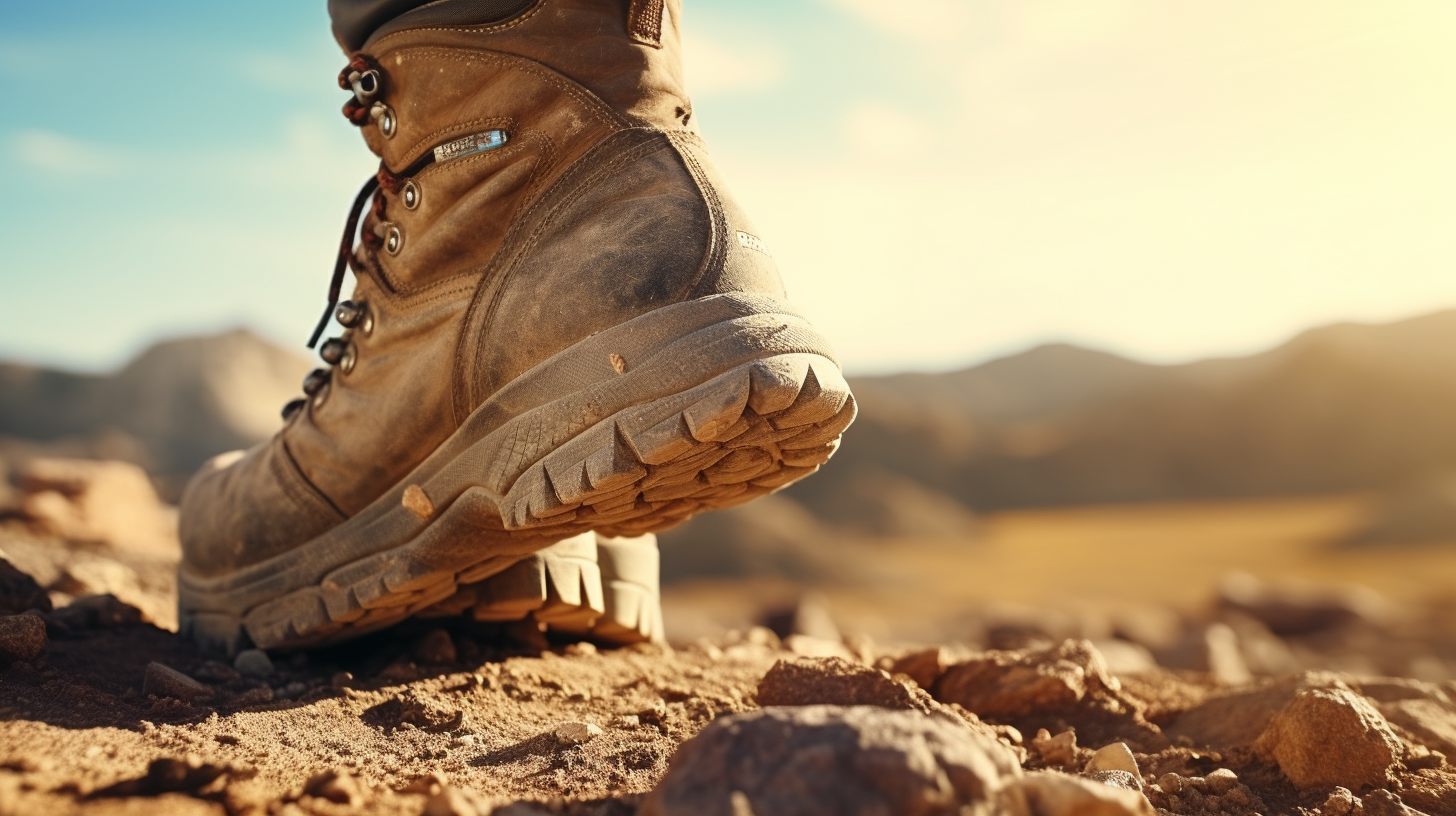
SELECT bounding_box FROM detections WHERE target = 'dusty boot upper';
[180,0,798,579]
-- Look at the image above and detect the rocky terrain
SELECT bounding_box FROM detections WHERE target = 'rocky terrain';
[2,493,1455,815]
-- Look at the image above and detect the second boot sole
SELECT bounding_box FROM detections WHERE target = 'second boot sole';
[179,293,853,651]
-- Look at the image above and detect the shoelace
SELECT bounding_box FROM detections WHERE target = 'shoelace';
[307,58,510,348]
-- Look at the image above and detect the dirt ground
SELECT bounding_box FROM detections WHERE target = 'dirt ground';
[3,497,1456,816]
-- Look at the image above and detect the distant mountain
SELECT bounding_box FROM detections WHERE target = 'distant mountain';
[787,308,1456,514]
[3,309,1454,529]
[0,329,311,496]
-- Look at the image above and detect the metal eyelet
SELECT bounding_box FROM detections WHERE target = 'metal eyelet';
[360,311,375,336]
[320,338,347,365]
[312,383,330,409]
[335,300,366,328]
[370,103,396,138]
[350,69,381,101]
[402,180,420,210]
[302,368,330,396]
[340,344,358,375]
[385,226,402,255]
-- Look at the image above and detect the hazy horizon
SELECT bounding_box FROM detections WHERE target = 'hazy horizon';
[3,1,1454,375]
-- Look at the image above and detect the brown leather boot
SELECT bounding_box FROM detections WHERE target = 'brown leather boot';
[177,0,853,652]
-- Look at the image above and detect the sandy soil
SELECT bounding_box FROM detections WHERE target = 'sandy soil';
[3,502,1456,815]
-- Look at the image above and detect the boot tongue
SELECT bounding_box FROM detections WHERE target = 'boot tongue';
[364,0,693,131]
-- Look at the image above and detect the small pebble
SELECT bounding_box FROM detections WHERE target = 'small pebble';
[1205,768,1239,795]
[1157,773,1184,794]
[233,649,274,677]
[331,671,355,689]
[564,642,597,656]
[142,662,212,701]
[1084,742,1142,782]
[0,613,47,662]
[554,721,604,745]
[1322,787,1358,816]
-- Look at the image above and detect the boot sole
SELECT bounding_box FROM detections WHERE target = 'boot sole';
[415,531,664,644]
[179,293,852,651]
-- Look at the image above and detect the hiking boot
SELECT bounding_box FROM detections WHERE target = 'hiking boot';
[177,0,853,652]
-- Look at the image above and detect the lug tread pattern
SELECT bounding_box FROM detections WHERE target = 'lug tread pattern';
[202,352,851,651]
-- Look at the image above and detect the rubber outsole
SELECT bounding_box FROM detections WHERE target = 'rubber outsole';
[179,296,854,652]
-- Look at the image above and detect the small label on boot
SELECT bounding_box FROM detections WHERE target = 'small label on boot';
[736,231,771,257]
[433,130,509,163]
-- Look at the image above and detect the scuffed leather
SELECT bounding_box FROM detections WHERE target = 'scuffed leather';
[181,0,788,576]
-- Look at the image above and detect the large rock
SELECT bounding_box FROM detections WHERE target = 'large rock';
[1252,688,1402,791]
[934,639,1118,718]
[639,705,1022,816]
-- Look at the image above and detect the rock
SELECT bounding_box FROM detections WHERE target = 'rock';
[0,613,47,661]
[1321,787,1359,816]
[411,628,458,664]
[1377,698,1456,755]
[889,647,948,690]
[1252,687,1401,791]
[303,769,362,806]
[1085,742,1141,782]
[757,656,934,713]
[999,771,1155,816]
[0,558,51,615]
[1164,670,1347,749]
[142,662,213,702]
[45,594,144,629]
[1203,768,1238,795]
[553,722,603,745]
[1217,572,1387,636]
[1155,773,1183,794]
[934,639,1117,718]
[1154,623,1252,685]
[233,649,274,677]
[639,705,1022,816]
[18,458,177,555]
[1032,729,1079,767]
[1361,790,1429,816]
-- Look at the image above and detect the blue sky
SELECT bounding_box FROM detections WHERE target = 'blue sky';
[3,1,1454,374]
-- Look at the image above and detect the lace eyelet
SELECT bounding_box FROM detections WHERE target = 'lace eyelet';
[340,345,357,375]
[320,338,347,365]
[402,180,420,210]
[370,103,397,138]
[385,226,402,255]
[335,300,366,328]
[302,368,330,396]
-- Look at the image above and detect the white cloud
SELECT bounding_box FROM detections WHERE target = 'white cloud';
[12,130,127,177]
[682,33,783,95]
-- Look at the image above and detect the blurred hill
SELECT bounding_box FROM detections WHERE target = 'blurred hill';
[793,308,1456,513]
[2,310,1454,551]
[0,329,311,497]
